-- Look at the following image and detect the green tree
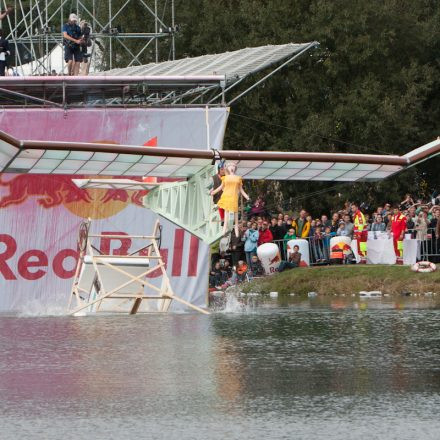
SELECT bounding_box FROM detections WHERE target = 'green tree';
[174,0,440,214]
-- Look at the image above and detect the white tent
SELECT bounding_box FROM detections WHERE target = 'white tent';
[12,43,102,76]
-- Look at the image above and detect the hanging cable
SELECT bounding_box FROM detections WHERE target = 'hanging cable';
[229,111,391,155]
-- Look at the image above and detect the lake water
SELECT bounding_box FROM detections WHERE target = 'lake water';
[1,295,440,439]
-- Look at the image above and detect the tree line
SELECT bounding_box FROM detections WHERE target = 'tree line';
[3,0,439,214]
[175,0,440,214]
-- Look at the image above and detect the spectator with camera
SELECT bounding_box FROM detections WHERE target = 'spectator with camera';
[0,29,10,76]
[62,13,83,75]
[400,193,414,211]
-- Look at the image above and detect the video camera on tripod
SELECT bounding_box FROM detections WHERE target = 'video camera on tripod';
[79,21,93,58]
[81,21,92,47]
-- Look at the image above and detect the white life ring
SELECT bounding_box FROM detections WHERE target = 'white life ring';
[411,261,437,273]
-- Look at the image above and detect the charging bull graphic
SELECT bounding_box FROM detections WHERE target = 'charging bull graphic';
[269,254,281,265]
[0,175,92,209]
[0,136,157,218]
[0,174,148,218]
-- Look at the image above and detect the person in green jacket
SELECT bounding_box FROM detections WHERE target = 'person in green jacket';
[283,227,297,257]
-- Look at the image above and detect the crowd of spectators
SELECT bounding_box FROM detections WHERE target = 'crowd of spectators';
[210,192,440,289]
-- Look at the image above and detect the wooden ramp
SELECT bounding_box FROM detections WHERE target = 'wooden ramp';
[68,219,209,315]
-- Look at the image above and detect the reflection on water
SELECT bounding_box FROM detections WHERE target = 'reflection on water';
[1,296,440,439]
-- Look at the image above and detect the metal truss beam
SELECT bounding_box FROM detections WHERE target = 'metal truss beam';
[207,41,319,105]
[144,165,225,245]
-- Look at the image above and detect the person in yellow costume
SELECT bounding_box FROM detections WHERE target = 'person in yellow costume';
[210,162,250,237]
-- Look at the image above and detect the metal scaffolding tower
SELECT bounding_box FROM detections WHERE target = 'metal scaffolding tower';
[0,0,176,75]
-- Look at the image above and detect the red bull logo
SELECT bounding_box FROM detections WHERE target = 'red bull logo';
[0,175,91,209]
[0,136,158,219]
[0,174,148,219]
[269,254,281,265]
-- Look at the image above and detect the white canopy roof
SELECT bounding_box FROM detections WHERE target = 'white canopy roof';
[1,130,439,183]
[96,42,316,84]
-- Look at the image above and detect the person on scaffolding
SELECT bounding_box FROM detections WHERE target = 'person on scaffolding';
[0,30,10,76]
[62,13,83,76]
[79,20,92,75]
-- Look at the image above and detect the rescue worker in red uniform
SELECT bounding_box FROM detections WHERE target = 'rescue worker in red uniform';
[351,203,367,259]
[391,207,407,257]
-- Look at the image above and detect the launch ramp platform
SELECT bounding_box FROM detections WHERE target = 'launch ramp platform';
[68,219,209,315]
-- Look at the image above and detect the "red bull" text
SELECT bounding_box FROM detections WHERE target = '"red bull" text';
[0,229,199,281]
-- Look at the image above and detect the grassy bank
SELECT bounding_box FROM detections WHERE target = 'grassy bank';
[242,265,440,296]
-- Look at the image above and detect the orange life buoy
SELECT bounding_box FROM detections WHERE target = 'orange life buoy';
[411,261,437,273]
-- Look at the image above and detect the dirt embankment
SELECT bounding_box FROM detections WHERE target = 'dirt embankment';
[242,265,440,296]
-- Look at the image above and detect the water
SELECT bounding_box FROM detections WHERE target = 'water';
[1,295,440,439]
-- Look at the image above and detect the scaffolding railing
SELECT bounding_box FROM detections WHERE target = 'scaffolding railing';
[0,0,176,75]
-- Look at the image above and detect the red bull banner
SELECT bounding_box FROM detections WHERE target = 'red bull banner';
[0,108,228,313]
[0,107,228,148]
[0,176,209,312]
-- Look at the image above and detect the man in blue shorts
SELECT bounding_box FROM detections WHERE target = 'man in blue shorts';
[62,13,83,75]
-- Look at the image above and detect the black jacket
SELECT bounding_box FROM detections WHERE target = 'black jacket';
[212,174,223,204]
[270,225,285,241]
[0,37,10,56]
[230,228,244,251]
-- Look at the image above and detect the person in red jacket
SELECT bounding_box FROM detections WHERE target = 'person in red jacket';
[391,207,407,257]
[258,221,273,246]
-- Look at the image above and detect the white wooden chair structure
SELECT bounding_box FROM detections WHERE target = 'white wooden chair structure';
[68,219,209,316]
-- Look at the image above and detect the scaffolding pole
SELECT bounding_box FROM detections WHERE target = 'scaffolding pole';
[2,0,177,75]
